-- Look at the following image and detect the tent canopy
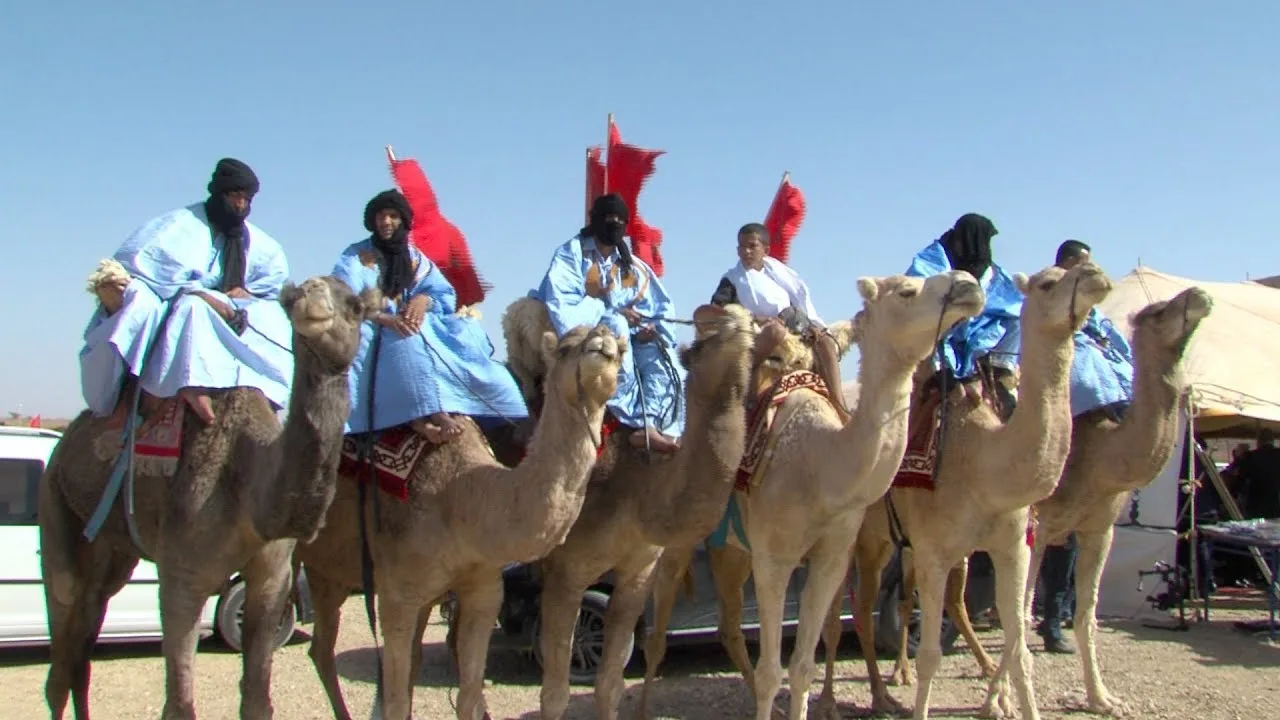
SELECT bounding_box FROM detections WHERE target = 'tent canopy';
[1099,266,1280,438]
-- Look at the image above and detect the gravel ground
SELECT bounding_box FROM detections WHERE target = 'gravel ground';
[1,596,1277,719]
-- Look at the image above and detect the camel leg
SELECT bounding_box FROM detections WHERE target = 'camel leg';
[40,472,136,720]
[376,593,421,720]
[454,577,503,720]
[640,546,693,718]
[909,553,948,720]
[749,550,792,720]
[709,545,756,701]
[1074,527,1128,716]
[159,569,216,720]
[978,543,1039,720]
[1024,541,1047,628]
[408,599,437,708]
[305,570,355,720]
[787,531,857,720]
[539,574,591,720]
[596,557,659,720]
[239,539,295,720]
[890,552,917,686]
[814,585,845,720]
[946,559,997,678]
[854,539,906,716]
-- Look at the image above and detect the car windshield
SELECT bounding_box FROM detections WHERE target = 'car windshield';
[0,459,43,525]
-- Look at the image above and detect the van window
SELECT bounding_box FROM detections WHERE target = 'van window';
[0,459,43,525]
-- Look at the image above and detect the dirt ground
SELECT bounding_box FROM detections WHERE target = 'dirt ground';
[1,595,1277,719]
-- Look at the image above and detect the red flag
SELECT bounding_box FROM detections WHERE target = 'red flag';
[387,151,489,307]
[28,415,40,428]
[763,176,807,264]
[584,119,666,276]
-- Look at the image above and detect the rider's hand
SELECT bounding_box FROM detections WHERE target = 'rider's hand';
[376,312,415,338]
[400,294,430,331]
[619,307,644,327]
[225,287,252,300]
[634,324,657,343]
[194,292,235,322]
[95,277,130,314]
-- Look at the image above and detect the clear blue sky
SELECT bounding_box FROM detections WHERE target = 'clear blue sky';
[2,2,1276,417]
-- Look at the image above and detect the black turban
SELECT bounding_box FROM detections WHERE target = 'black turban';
[204,158,259,292]
[364,190,416,300]
[584,192,634,275]
[939,212,998,280]
[207,157,260,197]
[363,189,415,232]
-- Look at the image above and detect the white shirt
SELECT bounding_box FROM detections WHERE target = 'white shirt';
[721,256,824,326]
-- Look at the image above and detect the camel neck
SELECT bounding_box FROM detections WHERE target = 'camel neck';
[1104,334,1183,490]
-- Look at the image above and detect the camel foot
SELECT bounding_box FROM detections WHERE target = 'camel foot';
[628,427,680,454]
[869,691,909,717]
[1062,689,1130,717]
[978,685,1015,719]
[412,413,463,444]
[179,388,216,423]
[888,664,915,687]
[813,691,843,720]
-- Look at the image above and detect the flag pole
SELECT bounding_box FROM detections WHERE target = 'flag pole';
[385,145,397,164]
[603,113,614,193]
[584,147,593,225]
[771,171,791,206]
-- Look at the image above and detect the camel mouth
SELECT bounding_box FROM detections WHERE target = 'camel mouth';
[584,335,618,360]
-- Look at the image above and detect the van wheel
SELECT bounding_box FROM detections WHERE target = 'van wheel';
[531,589,621,685]
[215,578,297,653]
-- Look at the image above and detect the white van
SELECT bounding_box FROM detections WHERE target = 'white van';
[0,426,225,647]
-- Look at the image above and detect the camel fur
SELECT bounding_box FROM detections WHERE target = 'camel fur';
[40,276,370,720]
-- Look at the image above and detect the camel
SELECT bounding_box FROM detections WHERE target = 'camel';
[841,262,1113,720]
[39,275,371,719]
[528,302,757,720]
[1012,285,1211,716]
[639,271,983,720]
[295,319,631,720]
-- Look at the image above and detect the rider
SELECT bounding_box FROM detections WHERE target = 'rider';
[905,212,1023,410]
[332,189,528,442]
[529,192,685,454]
[710,222,850,420]
[80,158,293,426]
[1036,239,1135,654]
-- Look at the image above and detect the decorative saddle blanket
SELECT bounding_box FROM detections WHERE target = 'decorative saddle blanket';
[893,386,944,491]
[736,370,830,491]
[337,426,429,502]
[92,399,185,477]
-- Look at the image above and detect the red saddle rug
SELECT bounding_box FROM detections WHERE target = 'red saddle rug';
[893,387,943,491]
[338,426,429,501]
[133,400,185,476]
[736,371,830,491]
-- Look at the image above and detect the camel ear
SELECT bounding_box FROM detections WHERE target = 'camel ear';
[678,342,698,370]
[278,282,302,313]
[856,277,879,302]
[614,331,630,359]
[1013,273,1030,295]
[827,320,857,358]
[540,330,560,367]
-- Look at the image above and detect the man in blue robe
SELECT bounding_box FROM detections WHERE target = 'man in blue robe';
[80,158,293,426]
[332,190,528,442]
[1036,239,1136,654]
[529,193,685,454]
[905,212,1023,403]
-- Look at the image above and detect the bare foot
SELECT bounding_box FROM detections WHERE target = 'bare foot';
[179,388,216,424]
[628,427,680,454]
[412,413,463,444]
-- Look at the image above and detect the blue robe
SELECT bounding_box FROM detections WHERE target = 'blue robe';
[529,236,686,437]
[905,240,1023,379]
[79,203,294,415]
[1069,307,1135,417]
[333,239,528,435]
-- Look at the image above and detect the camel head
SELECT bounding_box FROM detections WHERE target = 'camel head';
[680,303,755,400]
[280,276,374,369]
[539,323,627,410]
[1129,286,1213,361]
[1015,262,1113,339]
[850,270,986,365]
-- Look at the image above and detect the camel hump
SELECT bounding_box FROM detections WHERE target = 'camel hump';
[502,297,553,402]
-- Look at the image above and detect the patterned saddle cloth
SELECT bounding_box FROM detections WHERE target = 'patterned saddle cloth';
[736,370,831,491]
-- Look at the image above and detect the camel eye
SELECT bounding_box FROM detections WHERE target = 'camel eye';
[1037,280,1055,292]
[898,288,919,299]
